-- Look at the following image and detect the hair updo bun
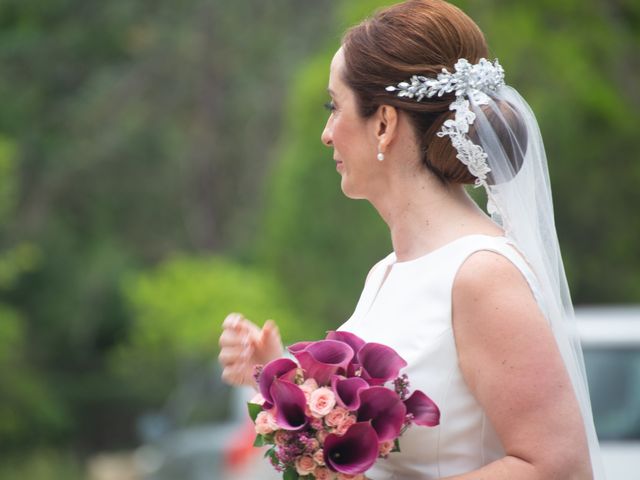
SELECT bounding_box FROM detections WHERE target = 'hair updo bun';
[342,0,498,184]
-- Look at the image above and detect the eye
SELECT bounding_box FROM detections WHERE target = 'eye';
[324,100,336,112]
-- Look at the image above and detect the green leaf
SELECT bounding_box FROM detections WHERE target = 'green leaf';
[247,402,262,422]
[253,434,266,447]
[283,467,299,480]
[392,438,401,453]
[252,433,275,447]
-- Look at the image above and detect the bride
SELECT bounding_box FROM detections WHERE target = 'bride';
[218,1,603,478]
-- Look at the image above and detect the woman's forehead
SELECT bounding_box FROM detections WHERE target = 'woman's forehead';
[328,48,346,94]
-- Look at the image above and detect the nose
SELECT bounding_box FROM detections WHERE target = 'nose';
[321,119,332,147]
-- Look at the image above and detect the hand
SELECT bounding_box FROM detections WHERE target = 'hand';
[218,312,284,387]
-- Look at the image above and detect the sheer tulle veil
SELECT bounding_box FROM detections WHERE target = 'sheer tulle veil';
[387,57,604,476]
[471,84,606,478]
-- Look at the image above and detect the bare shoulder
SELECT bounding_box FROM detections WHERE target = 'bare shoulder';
[454,249,531,295]
[452,249,542,323]
[451,249,552,390]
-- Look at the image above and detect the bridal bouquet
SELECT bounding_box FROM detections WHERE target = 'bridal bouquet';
[247,331,440,480]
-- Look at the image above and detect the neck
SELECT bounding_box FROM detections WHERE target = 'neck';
[368,168,503,262]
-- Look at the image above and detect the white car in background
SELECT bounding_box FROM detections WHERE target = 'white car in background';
[576,306,640,480]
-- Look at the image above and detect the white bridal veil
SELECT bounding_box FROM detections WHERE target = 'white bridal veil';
[471,82,606,479]
[387,59,605,477]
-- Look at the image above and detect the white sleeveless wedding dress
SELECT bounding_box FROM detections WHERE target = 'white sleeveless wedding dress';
[338,234,544,480]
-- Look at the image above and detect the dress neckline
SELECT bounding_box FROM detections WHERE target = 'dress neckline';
[389,233,508,267]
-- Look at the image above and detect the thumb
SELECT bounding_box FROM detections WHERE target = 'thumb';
[257,320,282,351]
[255,320,284,362]
[261,319,279,341]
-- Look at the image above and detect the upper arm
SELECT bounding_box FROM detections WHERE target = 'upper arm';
[452,251,591,477]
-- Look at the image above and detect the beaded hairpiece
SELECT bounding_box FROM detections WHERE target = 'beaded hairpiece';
[385,58,505,189]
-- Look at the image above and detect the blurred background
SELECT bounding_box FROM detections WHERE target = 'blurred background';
[0,0,638,479]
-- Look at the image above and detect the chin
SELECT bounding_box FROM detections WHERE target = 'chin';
[340,177,366,200]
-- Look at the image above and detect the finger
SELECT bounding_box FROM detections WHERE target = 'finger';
[218,347,250,366]
[219,327,258,350]
[221,364,249,386]
[256,319,281,349]
[219,328,245,348]
[262,319,279,338]
[219,325,255,345]
[222,312,244,329]
[222,314,260,341]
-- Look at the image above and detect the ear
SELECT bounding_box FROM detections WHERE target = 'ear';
[374,104,399,152]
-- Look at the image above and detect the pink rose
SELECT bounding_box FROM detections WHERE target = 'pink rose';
[324,406,349,427]
[310,417,324,430]
[249,392,266,405]
[314,466,335,480]
[295,455,316,476]
[255,410,278,435]
[308,438,320,452]
[313,448,325,465]
[309,387,336,418]
[335,414,357,436]
[274,430,288,446]
[316,429,329,444]
[300,378,319,400]
[378,440,394,457]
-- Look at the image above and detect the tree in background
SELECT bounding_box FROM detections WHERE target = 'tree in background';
[0,0,334,462]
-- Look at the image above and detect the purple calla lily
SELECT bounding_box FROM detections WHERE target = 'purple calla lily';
[325,331,366,356]
[259,358,298,409]
[291,339,355,386]
[347,361,362,378]
[357,342,408,386]
[331,375,369,410]
[287,341,313,355]
[323,422,379,474]
[404,390,440,426]
[357,386,406,442]
[269,378,308,431]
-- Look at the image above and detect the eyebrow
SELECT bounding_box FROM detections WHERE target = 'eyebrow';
[327,87,336,96]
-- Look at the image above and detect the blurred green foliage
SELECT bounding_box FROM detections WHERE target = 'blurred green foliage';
[0,0,335,466]
[0,0,638,476]
[0,450,83,480]
[113,255,308,403]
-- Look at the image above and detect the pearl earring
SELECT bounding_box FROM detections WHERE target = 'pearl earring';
[377,149,385,162]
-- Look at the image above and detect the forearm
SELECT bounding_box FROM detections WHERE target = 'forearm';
[441,455,538,480]
[362,457,540,480]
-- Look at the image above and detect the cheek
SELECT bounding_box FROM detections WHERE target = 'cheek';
[331,118,348,147]
[333,118,365,157]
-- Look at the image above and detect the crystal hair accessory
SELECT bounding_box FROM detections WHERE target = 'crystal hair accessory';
[385,58,505,190]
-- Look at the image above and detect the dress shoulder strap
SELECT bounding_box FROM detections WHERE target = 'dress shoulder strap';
[451,235,547,316]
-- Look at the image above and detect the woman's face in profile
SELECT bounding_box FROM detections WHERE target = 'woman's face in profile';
[321,47,381,200]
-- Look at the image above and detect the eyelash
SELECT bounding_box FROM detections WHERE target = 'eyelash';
[324,101,336,112]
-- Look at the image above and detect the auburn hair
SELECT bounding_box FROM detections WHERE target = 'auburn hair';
[341,0,491,184]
